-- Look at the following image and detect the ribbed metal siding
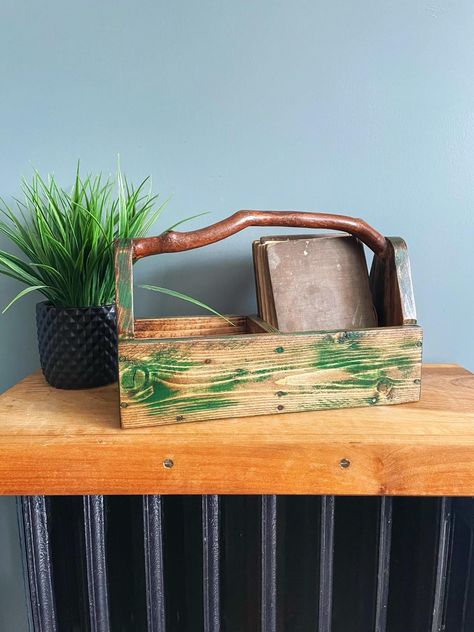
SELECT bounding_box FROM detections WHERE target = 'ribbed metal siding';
[19,496,474,632]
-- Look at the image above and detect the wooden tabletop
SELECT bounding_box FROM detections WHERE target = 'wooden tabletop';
[0,364,472,496]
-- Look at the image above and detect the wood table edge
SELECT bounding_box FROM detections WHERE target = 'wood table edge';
[0,363,473,496]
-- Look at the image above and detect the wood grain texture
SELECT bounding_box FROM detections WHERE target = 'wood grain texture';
[132,210,389,259]
[134,315,271,339]
[370,237,416,326]
[118,325,422,427]
[115,227,419,429]
[0,365,472,496]
[257,235,377,332]
[246,315,279,334]
[114,239,135,339]
[135,315,247,339]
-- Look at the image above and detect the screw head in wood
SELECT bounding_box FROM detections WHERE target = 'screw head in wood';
[163,458,174,469]
[340,458,351,469]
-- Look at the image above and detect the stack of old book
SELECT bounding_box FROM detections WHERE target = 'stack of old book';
[252,233,377,332]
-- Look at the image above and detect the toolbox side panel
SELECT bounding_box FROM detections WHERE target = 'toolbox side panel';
[118,326,422,427]
[370,237,417,327]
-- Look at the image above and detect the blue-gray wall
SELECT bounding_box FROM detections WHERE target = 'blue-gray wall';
[0,2,473,628]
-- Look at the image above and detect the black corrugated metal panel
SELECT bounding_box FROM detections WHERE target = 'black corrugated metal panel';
[20,496,58,632]
[20,495,474,632]
[83,495,110,632]
[143,495,166,632]
[106,496,147,631]
[202,495,221,632]
[261,495,277,632]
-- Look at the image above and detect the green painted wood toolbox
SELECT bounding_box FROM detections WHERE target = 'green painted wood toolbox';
[115,210,422,428]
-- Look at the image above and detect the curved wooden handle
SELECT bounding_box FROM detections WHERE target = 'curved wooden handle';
[133,210,388,259]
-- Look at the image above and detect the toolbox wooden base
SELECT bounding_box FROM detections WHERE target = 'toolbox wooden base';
[119,316,422,428]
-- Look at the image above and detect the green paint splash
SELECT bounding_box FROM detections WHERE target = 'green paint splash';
[311,332,418,392]
[120,347,252,416]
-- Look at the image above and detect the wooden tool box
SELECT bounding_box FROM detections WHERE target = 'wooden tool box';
[115,211,422,428]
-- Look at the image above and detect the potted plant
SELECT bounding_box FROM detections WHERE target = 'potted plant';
[0,165,221,389]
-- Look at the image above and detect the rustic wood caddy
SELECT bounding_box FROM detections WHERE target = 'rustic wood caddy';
[115,211,422,428]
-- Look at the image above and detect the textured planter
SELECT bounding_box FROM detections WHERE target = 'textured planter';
[36,302,117,389]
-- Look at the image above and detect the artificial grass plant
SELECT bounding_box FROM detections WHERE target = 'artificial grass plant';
[0,164,226,319]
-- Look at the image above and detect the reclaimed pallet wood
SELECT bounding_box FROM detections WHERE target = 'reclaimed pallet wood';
[114,212,423,428]
[135,315,248,339]
[115,238,135,339]
[133,315,276,339]
[118,324,422,427]
[370,237,416,326]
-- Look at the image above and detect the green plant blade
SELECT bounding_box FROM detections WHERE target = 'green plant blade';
[164,212,210,232]
[139,284,235,326]
[0,163,188,310]
[0,252,42,285]
[2,285,49,314]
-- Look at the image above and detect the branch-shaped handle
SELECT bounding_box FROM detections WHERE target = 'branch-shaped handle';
[132,210,388,259]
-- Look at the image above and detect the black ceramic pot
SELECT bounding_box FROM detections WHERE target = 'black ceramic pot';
[36,301,118,389]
